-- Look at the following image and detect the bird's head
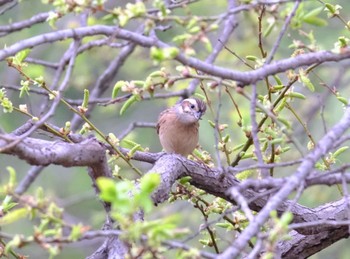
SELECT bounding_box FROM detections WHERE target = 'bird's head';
[176,98,207,124]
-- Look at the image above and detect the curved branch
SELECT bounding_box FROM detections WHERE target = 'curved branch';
[1,25,350,86]
[277,228,349,258]
[218,106,350,258]
[0,12,50,34]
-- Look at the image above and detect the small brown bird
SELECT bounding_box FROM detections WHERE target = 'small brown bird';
[157,98,207,156]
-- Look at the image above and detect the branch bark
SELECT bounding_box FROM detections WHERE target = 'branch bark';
[1,25,350,86]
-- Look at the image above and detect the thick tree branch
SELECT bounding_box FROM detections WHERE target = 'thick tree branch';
[218,106,350,258]
[277,228,349,258]
[0,26,350,86]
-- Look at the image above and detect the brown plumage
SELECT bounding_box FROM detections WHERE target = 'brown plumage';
[157,98,206,156]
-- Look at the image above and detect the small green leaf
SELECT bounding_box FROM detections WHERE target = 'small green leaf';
[122,139,143,150]
[285,92,306,100]
[277,117,291,128]
[118,14,129,27]
[337,96,348,105]
[324,3,342,17]
[235,170,253,180]
[303,16,327,26]
[246,55,258,61]
[120,95,138,115]
[140,173,160,195]
[189,26,200,33]
[275,98,286,113]
[82,89,89,109]
[135,193,153,213]
[178,176,192,184]
[172,33,192,43]
[1,96,13,113]
[273,75,283,85]
[201,36,212,52]
[5,235,22,255]
[304,6,324,19]
[280,211,293,225]
[96,177,117,202]
[14,49,31,64]
[216,222,232,229]
[324,3,335,14]
[69,223,84,241]
[19,80,30,98]
[128,144,143,157]
[0,208,28,225]
[263,21,275,37]
[112,81,126,98]
[299,70,315,92]
[7,166,16,189]
[333,146,349,158]
[150,47,179,62]
[46,11,60,29]
[208,120,216,128]
[270,138,283,145]
[338,36,349,48]
[1,196,17,213]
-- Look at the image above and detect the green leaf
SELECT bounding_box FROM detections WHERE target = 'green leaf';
[112,81,126,98]
[96,177,117,202]
[277,117,291,129]
[333,146,349,158]
[235,170,253,180]
[120,95,138,115]
[46,11,60,29]
[303,6,324,19]
[1,196,17,213]
[126,2,146,17]
[178,176,192,184]
[140,173,160,195]
[208,120,216,128]
[201,36,212,52]
[69,223,84,241]
[285,92,306,100]
[14,49,31,64]
[303,16,328,27]
[128,144,144,157]
[19,80,30,98]
[216,222,232,229]
[82,89,89,109]
[324,3,342,17]
[134,193,153,213]
[172,33,191,43]
[122,139,143,150]
[263,21,275,37]
[280,211,293,225]
[7,166,16,189]
[150,47,179,62]
[299,70,315,92]
[5,235,22,255]
[337,96,348,105]
[0,89,13,113]
[246,55,258,61]
[0,208,28,225]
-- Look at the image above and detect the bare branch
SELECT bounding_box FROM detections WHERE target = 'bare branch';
[1,26,350,87]
[219,106,350,258]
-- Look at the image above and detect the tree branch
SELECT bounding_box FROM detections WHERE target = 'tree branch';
[1,25,350,87]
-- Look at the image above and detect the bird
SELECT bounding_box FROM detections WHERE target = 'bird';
[156,97,207,156]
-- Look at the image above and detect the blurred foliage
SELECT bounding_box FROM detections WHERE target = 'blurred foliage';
[0,0,350,258]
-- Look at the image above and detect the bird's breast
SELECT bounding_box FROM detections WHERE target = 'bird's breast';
[159,114,199,156]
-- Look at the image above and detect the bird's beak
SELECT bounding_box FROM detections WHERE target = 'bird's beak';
[195,111,203,120]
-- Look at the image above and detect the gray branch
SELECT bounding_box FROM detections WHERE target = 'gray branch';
[1,25,350,86]
[218,106,350,258]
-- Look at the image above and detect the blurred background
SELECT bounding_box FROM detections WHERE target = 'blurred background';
[0,0,350,258]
